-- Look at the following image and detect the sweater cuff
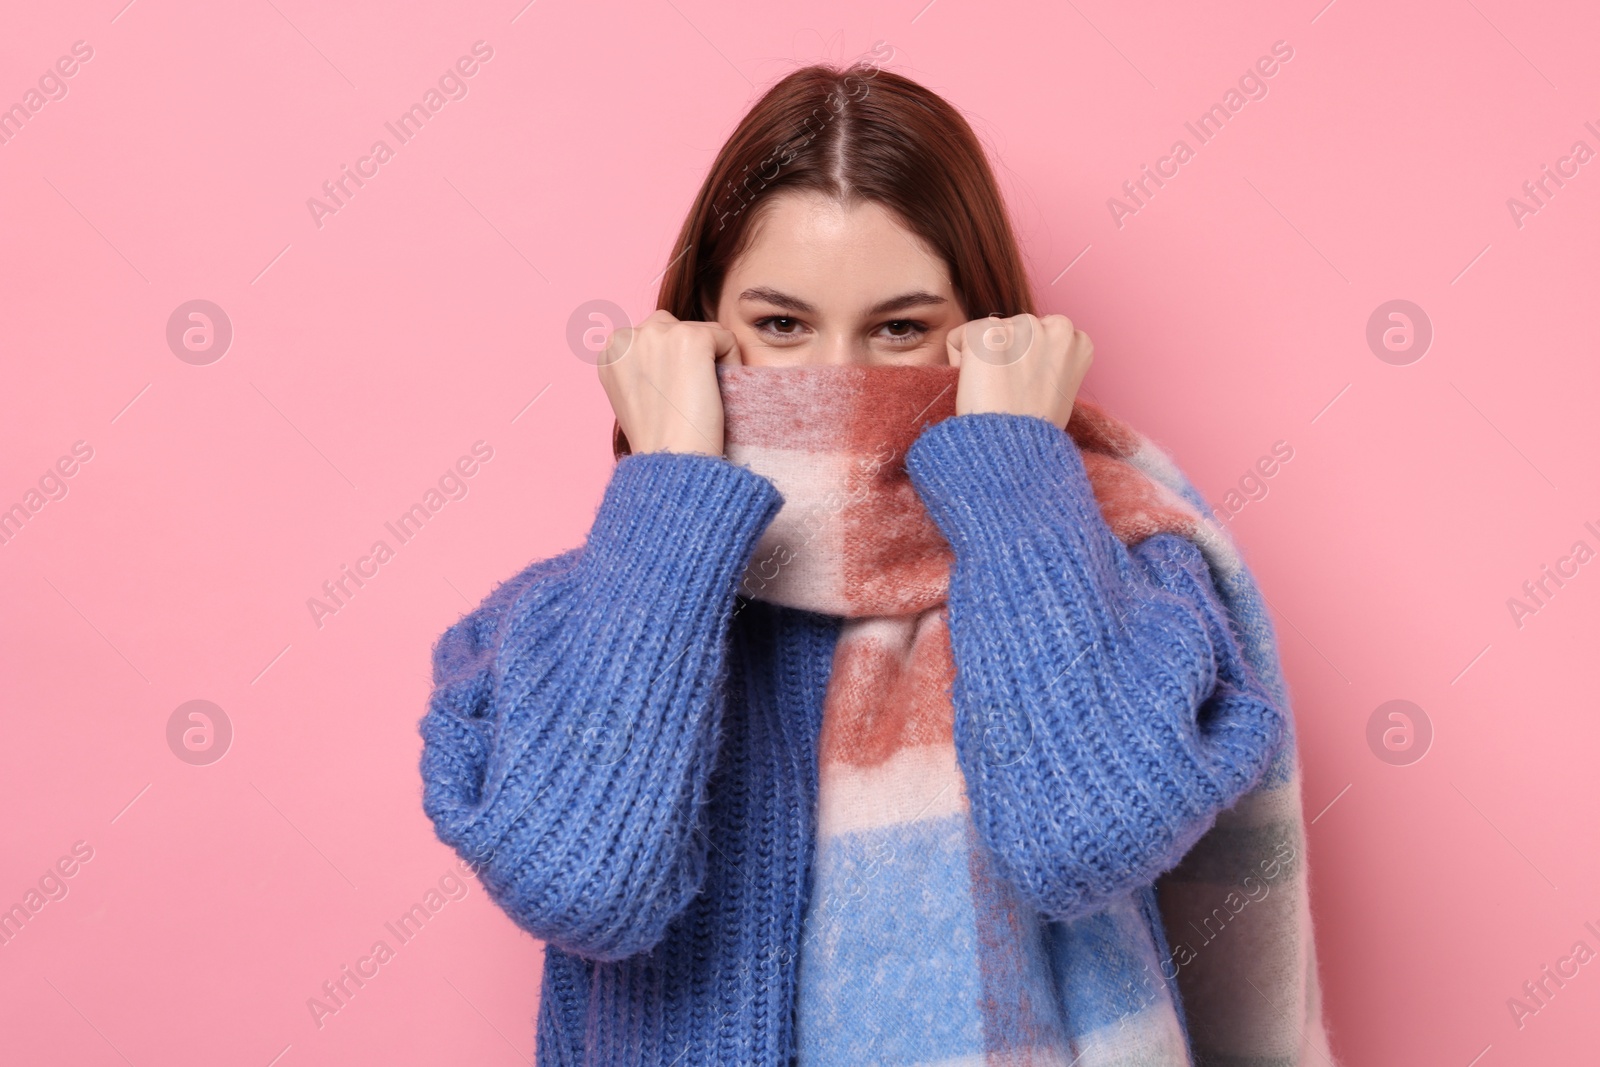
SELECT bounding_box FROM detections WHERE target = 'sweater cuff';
[904,413,1102,548]
[579,451,785,603]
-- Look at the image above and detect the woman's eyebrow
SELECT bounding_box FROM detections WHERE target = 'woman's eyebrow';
[738,287,949,316]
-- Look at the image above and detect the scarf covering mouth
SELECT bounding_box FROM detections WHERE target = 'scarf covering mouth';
[721,362,962,617]
[716,362,1334,1066]
[720,363,1227,616]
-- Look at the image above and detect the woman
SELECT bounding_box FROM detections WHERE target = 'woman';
[418,61,1334,1066]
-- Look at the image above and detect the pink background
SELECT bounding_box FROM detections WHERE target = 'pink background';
[3,0,1598,1063]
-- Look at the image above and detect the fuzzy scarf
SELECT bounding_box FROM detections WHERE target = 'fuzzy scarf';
[717,362,1336,1066]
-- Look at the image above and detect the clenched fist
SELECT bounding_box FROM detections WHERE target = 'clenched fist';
[947,313,1093,430]
[598,309,744,457]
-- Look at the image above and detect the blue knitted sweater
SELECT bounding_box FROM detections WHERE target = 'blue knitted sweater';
[418,413,1287,1065]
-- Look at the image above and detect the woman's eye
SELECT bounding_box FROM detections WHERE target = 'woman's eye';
[751,317,928,345]
[880,320,927,344]
[754,316,802,338]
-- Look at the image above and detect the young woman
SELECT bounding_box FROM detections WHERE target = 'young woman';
[419,61,1332,1066]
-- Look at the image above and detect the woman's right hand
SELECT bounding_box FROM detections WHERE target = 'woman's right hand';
[598,309,743,457]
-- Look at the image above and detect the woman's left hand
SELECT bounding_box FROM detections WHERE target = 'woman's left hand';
[946,313,1093,430]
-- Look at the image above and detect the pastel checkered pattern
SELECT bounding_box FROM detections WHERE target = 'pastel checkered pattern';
[720,363,1334,1067]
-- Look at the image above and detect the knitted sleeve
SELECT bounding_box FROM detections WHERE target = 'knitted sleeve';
[417,452,783,962]
[904,412,1288,925]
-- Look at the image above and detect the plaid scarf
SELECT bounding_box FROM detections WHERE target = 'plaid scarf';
[719,362,1336,1066]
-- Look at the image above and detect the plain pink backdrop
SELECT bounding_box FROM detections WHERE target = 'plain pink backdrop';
[3,0,1598,1064]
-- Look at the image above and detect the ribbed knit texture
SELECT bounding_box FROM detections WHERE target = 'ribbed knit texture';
[418,377,1338,1066]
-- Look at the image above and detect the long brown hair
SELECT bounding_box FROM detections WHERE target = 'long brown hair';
[614,59,1038,460]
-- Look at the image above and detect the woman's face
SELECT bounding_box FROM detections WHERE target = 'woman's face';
[711,190,967,367]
